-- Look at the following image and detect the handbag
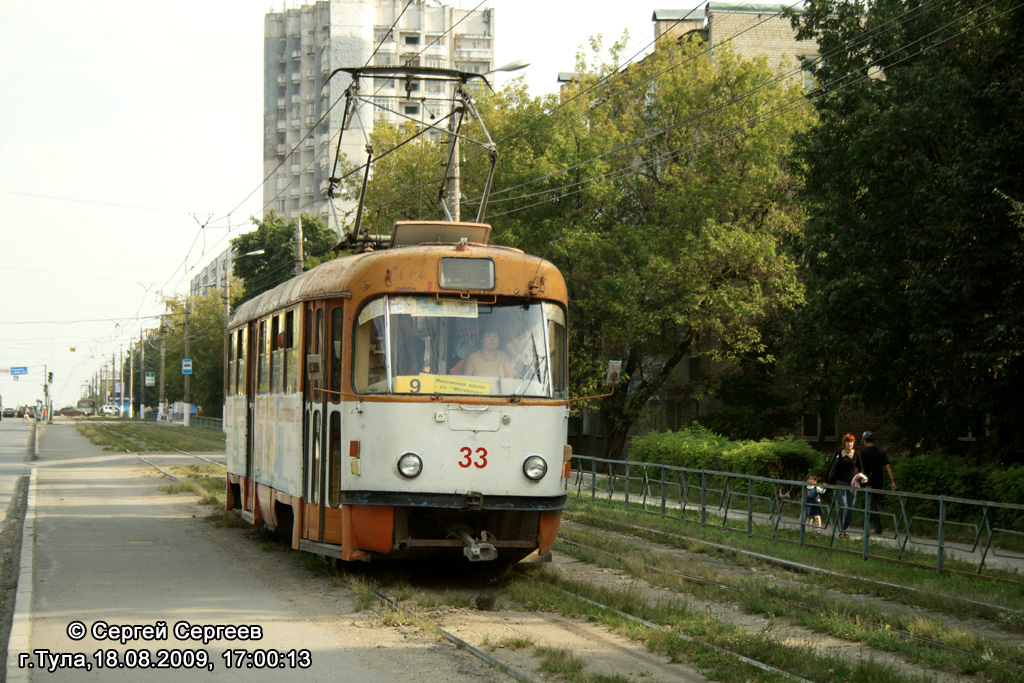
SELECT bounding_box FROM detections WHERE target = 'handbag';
[826,453,840,485]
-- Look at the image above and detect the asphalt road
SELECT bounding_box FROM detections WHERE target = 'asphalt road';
[3,422,498,682]
[0,417,33,527]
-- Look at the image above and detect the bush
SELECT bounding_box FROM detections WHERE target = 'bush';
[630,426,823,482]
[889,456,1024,533]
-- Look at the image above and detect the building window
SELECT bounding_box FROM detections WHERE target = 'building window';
[802,411,837,441]
[403,34,420,46]
[403,104,420,116]
[373,27,394,43]
[456,61,488,74]
[276,176,286,191]
[425,34,446,47]
[455,35,492,50]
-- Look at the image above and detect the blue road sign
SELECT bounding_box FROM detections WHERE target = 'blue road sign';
[182,359,193,375]
[10,367,28,376]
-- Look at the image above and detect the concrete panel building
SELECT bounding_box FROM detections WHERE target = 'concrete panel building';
[654,3,817,87]
[262,0,496,224]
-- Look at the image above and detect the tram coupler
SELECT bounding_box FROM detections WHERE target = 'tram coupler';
[447,524,497,562]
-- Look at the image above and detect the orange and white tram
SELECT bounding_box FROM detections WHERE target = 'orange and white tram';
[224,221,570,563]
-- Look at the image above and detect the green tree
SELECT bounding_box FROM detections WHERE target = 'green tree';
[788,0,1024,461]
[231,212,340,306]
[359,40,811,459]
[158,291,227,418]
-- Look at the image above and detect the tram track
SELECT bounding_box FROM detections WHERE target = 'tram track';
[368,569,815,683]
[550,515,1024,681]
[580,516,1023,617]
[558,537,986,660]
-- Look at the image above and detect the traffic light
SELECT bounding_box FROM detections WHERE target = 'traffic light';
[47,372,53,383]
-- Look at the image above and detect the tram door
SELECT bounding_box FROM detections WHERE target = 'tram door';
[244,320,258,512]
[323,302,346,541]
[303,302,327,541]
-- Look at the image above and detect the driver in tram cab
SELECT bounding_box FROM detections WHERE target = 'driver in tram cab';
[392,315,429,375]
[462,328,514,378]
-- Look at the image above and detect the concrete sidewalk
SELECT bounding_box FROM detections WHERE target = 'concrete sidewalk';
[6,423,504,682]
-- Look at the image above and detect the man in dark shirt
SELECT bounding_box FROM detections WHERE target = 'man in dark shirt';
[859,431,896,534]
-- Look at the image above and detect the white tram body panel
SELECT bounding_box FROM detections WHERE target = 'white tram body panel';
[342,402,568,498]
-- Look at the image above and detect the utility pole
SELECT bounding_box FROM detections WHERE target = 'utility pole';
[294,215,304,275]
[159,314,166,407]
[184,297,190,427]
[119,345,123,416]
[140,328,145,416]
[129,340,135,419]
[445,109,462,222]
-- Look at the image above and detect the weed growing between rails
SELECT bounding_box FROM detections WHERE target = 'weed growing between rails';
[565,499,1024,618]
[555,524,1024,681]
[77,421,225,452]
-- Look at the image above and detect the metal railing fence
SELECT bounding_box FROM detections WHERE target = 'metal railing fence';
[569,455,1024,584]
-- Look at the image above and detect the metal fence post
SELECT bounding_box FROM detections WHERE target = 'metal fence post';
[660,465,667,517]
[748,477,755,537]
[700,471,708,526]
[937,496,946,574]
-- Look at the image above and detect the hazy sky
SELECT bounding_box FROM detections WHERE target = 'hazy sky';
[0,0,668,408]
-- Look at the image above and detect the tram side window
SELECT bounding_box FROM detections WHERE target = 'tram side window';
[258,320,270,394]
[284,308,299,393]
[353,299,387,393]
[271,314,283,394]
[228,332,237,395]
[330,307,343,403]
[544,303,569,399]
[236,328,247,396]
[329,412,341,506]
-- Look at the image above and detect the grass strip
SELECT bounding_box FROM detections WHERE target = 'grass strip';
[557,526,1024,680]
[505,567,920,683]
[566,500,1024,618]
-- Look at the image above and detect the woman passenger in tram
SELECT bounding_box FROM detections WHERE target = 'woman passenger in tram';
[462,329,514,378]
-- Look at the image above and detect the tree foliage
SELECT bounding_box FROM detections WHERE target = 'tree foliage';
[231,212,340,306]
[787,0,1024,461]
[365,38,812,458]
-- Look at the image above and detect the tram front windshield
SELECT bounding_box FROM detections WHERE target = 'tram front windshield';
[354,296,568,399]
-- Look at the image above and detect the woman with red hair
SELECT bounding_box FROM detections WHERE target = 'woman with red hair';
[827,433,863,538]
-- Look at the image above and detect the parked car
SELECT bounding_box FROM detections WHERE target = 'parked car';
[1,408,14,418]
[99,405,119,417]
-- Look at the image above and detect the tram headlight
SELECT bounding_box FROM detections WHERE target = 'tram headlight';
[397,452,423,479]
[522,455,548,481]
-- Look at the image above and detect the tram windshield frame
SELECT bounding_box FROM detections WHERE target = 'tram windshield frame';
[353,295,568,399]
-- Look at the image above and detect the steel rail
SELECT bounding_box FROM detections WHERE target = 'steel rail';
[558,536,986,659]
[554,587,814,682]
[371,590,534,682]
[601,518,1022,615]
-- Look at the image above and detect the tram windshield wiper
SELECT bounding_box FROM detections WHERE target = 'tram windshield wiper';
[512,334,547,400]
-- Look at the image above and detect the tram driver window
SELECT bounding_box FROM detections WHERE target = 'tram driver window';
[353,299,387,393]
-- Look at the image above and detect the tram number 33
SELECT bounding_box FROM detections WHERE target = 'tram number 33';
[458,447,488,469]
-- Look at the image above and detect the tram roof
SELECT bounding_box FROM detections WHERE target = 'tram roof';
[228,237,564,328]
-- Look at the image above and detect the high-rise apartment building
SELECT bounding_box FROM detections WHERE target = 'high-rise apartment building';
[263,0,496,223]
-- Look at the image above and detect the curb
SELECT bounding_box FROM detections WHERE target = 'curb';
[5,468,36,683]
